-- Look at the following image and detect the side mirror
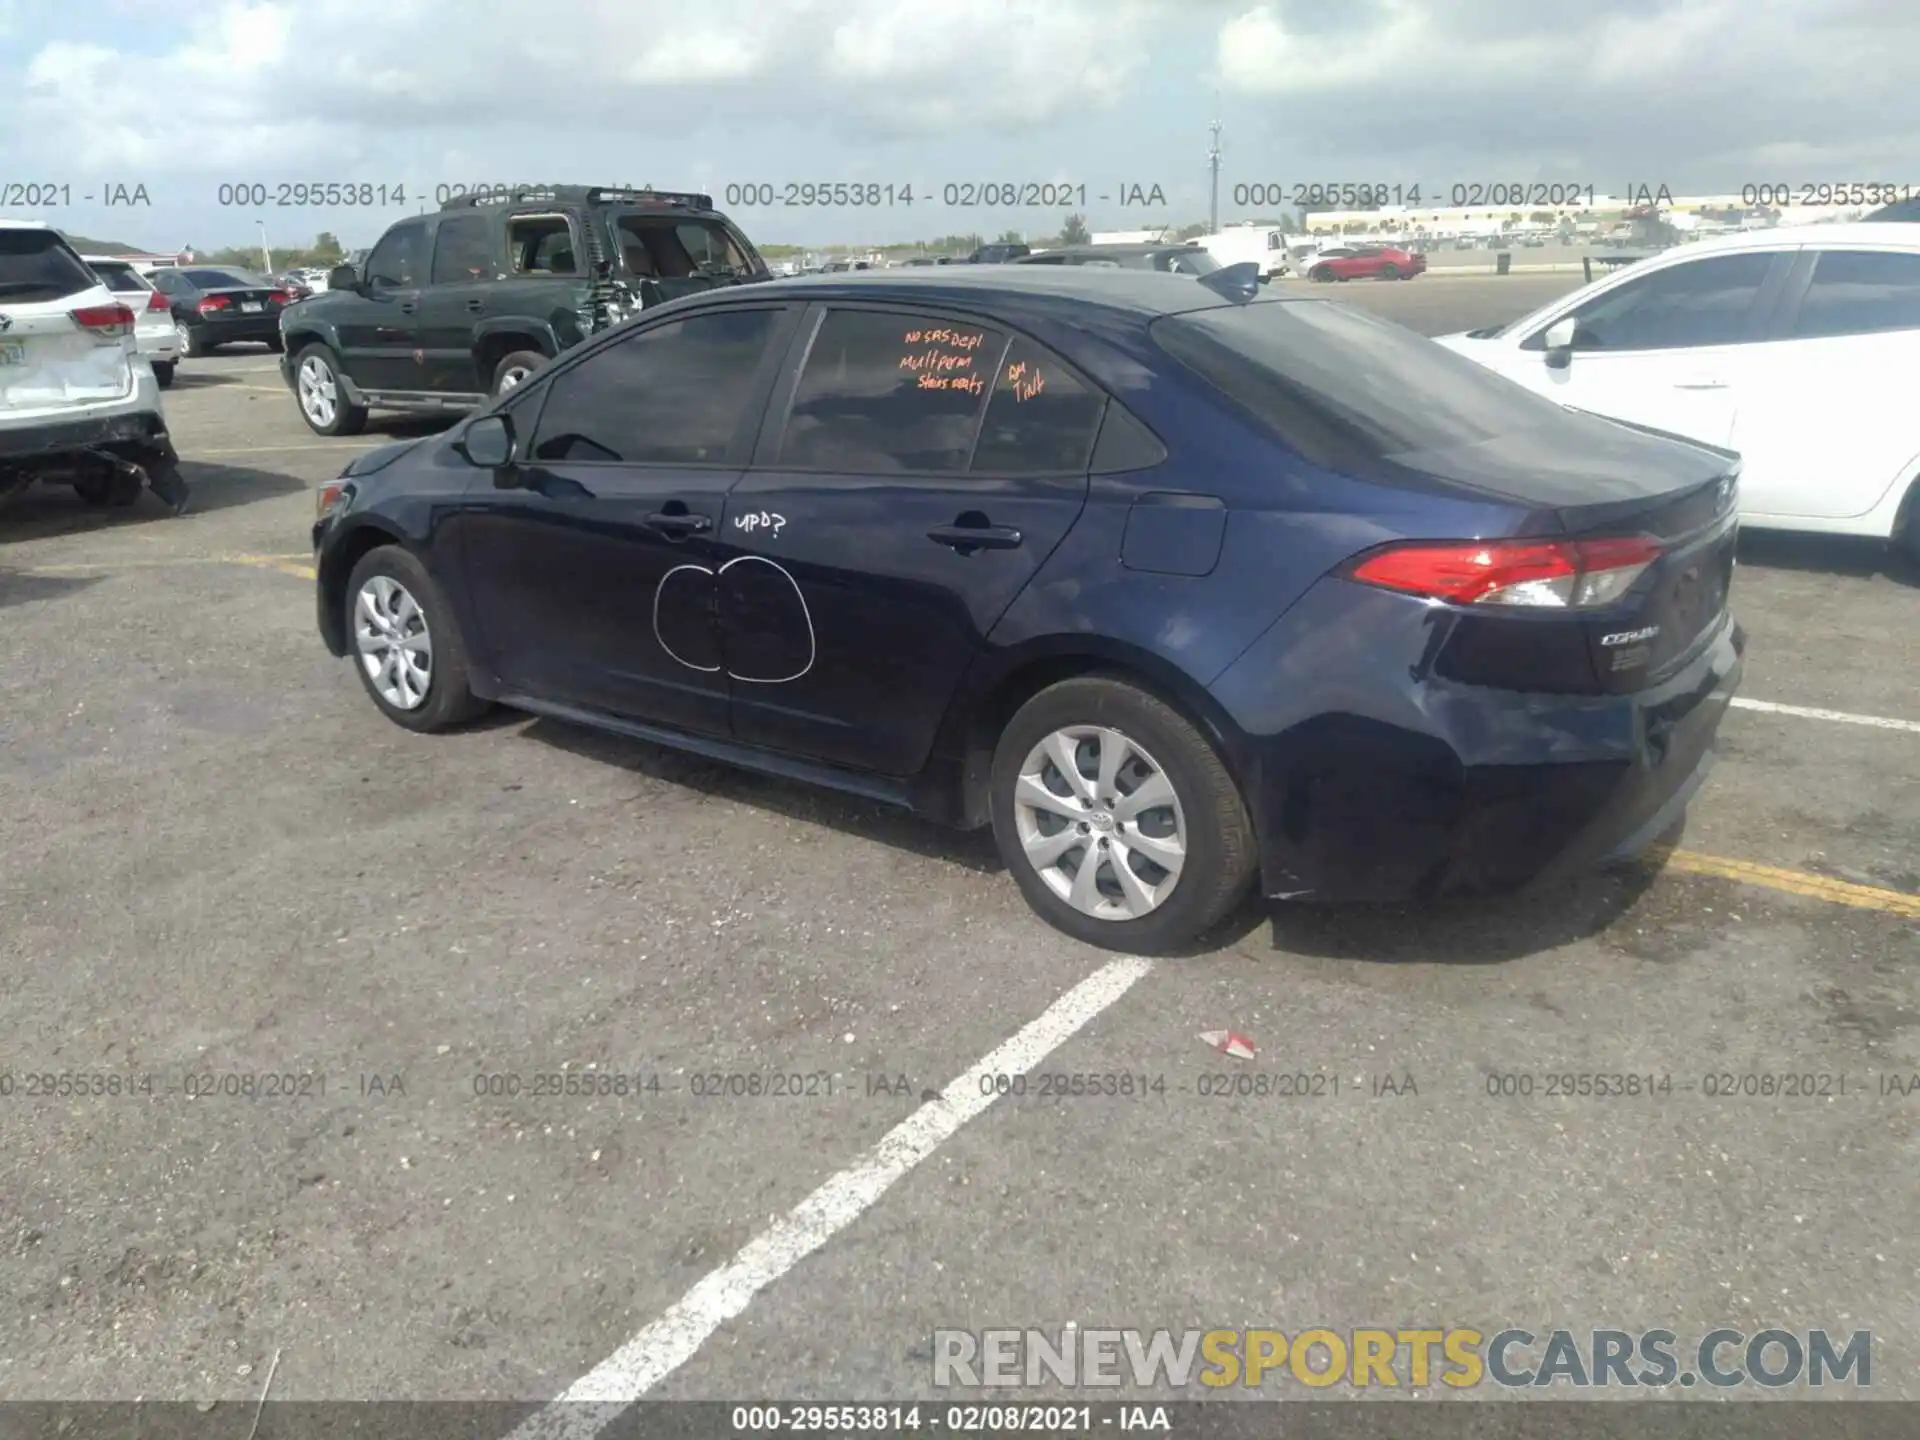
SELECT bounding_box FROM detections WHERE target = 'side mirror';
[458,414,515,470]
[1543,316,1578,368]
[327,264,361,293]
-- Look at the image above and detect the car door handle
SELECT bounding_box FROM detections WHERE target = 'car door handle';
[465,299,485,313]
[645,511,711,536]
[928,522,1022,551]
[399,301,417,314]
[1674,377,1726,390]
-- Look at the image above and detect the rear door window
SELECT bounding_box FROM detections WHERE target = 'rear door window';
[970,335,1107,474]
[430,213,495,284]
[1789,249,1920,338]
[775,308,1007,473]
[1154,298,1575,463]
[0,229,98,303]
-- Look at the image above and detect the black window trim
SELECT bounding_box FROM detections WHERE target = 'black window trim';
[1518,246,1801,352]
[504,209,584,276]
[748,299,1113,480]
[366,217,431,289]
[429,211,497,286]
[510,299,802,472]
[1767,242,1920,340]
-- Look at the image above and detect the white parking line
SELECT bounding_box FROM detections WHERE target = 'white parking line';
[1730,697,1920,734]
[505,956,1154,1440]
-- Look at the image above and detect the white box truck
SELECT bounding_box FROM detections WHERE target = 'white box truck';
[1197,224,1291,279]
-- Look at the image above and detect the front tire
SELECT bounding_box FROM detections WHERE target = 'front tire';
[990,677,1255,955]
[266,334,285,354]
[1309,265,1334,283]
[490,349,546,398]
[1379,263,1400,280]
[343,545,490,733]
[293,344,368,436]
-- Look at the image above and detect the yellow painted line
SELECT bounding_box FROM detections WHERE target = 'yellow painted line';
[1658,848,1920,918]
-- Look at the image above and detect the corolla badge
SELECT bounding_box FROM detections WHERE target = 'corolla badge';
[1601,625,1660,647]
[653,555,814,684]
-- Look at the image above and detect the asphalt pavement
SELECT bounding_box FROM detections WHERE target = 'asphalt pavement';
[1,275,1915,1422]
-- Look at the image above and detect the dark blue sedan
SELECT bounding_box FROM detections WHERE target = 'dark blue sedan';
[310,264,1744,954]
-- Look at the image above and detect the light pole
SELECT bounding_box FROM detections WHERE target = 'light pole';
[1207,111,1222,234]
[257,221,272,274]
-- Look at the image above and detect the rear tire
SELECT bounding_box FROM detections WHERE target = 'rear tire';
[266,334,285,354]
[153,361,176,388]
[176,321,208,359]
[1902,490,1920,565]
[989,676,1255,955]
[343,545,491,733]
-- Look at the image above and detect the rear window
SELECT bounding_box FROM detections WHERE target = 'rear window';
[1153,299,1572,462]
[1156,248,1220,275]
[615,215,762,280]
[89,262,152,294]
[181,268,260,288]
[0,228,98,303]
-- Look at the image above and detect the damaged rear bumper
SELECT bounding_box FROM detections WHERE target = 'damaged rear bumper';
[0,410,176,469]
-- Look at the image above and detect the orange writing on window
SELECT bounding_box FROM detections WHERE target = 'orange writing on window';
[1004,359,1046,402]
[903,327,985,350]
[917,373,985,394]
[898,347,976,375]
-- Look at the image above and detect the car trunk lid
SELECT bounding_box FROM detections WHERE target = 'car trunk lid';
[1386,413,1739,692]
[0,300,136,414]
[196,284,284,316]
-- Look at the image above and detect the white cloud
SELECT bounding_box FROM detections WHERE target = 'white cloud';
[3,0,1162,176]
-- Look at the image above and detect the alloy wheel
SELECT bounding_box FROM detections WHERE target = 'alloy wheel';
[298,355,338,427]
[496,365,532,393]
[354,574,433,710]
[1012,726,1187,921]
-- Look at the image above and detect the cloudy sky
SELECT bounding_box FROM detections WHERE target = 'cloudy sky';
[2,0,1917,255]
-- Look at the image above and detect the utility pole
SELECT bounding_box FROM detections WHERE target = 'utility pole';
[1207,107,1223,234]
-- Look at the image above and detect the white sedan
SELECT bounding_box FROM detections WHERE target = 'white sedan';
[81,255,181,387]
[1434,223,1920,559]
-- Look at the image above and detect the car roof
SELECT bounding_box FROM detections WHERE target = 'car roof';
[738,265,1248,319]
[0,217,55,231]
[1030,243,1192,257]
[1642,222,1920,254]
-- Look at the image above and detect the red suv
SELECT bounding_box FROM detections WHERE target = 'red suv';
[1305,244,1426,282]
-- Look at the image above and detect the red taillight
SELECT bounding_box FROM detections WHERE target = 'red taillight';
[274,290,297,304]
[69,302,136,338]
[146,290,169,312]
[197,295,229,313]
[1349,536,1662,609]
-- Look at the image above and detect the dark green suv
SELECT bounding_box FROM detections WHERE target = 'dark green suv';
[279,186,771,435]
